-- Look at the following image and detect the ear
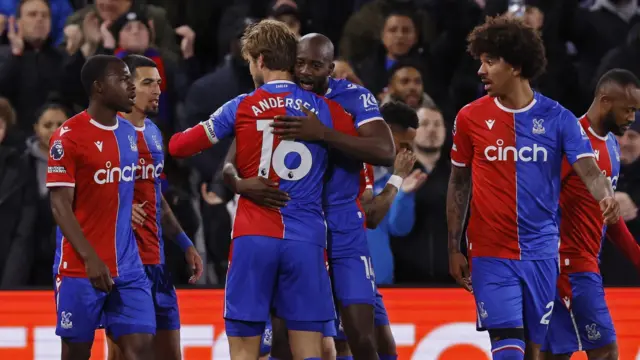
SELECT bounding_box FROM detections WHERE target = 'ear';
[93,80,103,94]
[257,54,265,69]
[328,61,335,74]
[511,66,521,77]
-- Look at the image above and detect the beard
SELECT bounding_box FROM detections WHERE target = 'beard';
[145,107,159,117]
[603,110,623,136]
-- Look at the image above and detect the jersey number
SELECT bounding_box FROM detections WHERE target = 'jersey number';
[257,119,312,180]
[540,301,554,325]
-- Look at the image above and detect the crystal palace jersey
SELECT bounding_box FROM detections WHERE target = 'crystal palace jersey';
[559,116,621,273]
[132,119,165,265]
[199,80,352,246]
[323,78,383,208]
[451,93,594,260]
[46,111,142,277]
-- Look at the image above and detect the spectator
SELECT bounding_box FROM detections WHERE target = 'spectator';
[24,103,66,285]
[380,59,435,110]
[392,105,454,284]
[0,97,37,288]
[353,8,430,97]
[0,0,72,45]
[268,0,301,38]
[64,0,179,55]
[0,0,64,141]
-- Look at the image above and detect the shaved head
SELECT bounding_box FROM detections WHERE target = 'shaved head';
[295,33,335,94]
[298,33,334,63]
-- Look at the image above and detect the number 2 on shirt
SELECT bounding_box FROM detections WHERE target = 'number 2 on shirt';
[256,119,313,180]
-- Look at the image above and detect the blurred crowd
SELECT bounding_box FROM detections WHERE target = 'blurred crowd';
[1,0,640,288]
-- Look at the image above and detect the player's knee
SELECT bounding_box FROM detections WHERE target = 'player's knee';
[225,319,265,337]
[347,332,376,352]
[61,339,93,360]
[586,342,619,360]
[322,337,337,359]
[488,328,525,342]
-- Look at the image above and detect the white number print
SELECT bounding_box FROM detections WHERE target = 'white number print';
[607,175,619,191]
[360,256,375,280]
[256,119,313,180]
[540,301,554,325]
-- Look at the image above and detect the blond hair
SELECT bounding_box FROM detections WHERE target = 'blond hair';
[241,19,298,72]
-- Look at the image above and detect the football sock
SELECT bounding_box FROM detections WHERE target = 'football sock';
[337,356,354,360]
[379,355,398,360]
[491,338,525,360]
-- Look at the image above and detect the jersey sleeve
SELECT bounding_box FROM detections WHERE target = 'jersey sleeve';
[450,110,474,167]
[46,132,78,188]
[346,85,384,127]
[169,95,243,158]
[560,110,594,165]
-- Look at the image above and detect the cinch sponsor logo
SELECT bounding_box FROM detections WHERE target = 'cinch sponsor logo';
[47,166,66,174]
[484,139,548,162]
[135,160,164,180]
[93,161,136,184]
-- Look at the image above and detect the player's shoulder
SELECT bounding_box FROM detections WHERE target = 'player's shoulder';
[531,93,573,121]
[456,96,494,120]
[143,118,161,134]
[52,111,91,143]
[118,116,137,132]
[326,77,368,96]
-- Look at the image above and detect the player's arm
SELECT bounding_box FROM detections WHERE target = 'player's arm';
[272,105,395,166]
[221,138,289,208]
[561,111,619,223]
[160,195,203,282]
[168,97,239,158]
[446,112,473,292]
[605,218,640,273]
[361,150,416,229]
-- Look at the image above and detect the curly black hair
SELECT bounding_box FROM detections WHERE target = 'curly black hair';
[467,15,547,80]
[380,101,418,129]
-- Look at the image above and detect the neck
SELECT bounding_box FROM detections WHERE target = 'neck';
[585,101,608,137]
[87,101,118,127]
[38,141,48,155]
[262,69,293,84]
[122,106,147,128]
[415,146,441,172]
[498,79,535,110]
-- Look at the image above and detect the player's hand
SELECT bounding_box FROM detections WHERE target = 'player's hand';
[271,106,328,141]
[332,60,363,86]
[175,25,196,59]
[85,253,114,292]
[393,149,417,178]
[185,246,203,284]
[200,183,224,205]
[449,252,472,293]
[600,196,620,225]
[237,177,290,209]
[131,201,148,228]
[615,192,638,221]
[401,168,428,193]
[7,16,24,56]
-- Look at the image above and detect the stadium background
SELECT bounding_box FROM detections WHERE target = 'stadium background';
[1,0,640,359]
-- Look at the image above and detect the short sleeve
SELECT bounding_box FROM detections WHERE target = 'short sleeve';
[450,111,474,167]
[200,95,243,143]
[326,99,357,136]
[560,111,594,165]
[346,85,383,127]
[46,133,78,188]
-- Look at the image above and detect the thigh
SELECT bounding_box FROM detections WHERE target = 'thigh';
[274,241,336,323]
[541,286,578,355]
[224,236,279,322]
[520,258,558,345]
[55,275,106,342]
[331,254,376,307]
[104,271,156,341]
[145,265,181,331]
[567,272,616,351]
[471,257,524,330]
